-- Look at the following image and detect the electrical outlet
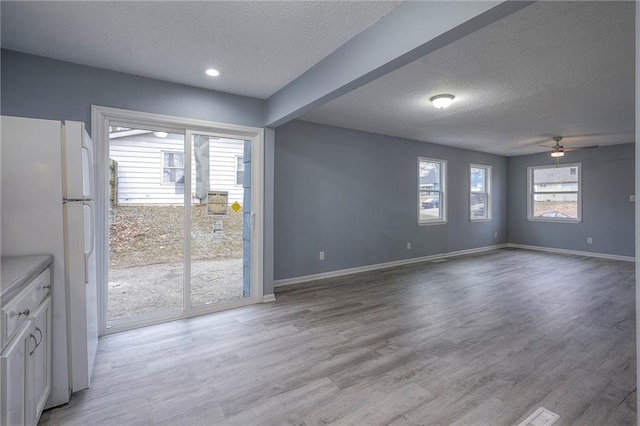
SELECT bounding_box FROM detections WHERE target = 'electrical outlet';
[587,237,593,244]
[406,242,411,250]
[319,251,325,261]
[630,195,636,202]
[494,231,498,238]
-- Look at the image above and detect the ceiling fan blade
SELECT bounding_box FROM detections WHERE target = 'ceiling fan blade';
[563,145,599,152]
[539,144,555,148]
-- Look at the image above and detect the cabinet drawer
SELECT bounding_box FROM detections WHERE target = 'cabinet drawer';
[1,269,50,349]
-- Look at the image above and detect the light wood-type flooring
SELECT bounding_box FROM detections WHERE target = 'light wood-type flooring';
[40,248,636,425]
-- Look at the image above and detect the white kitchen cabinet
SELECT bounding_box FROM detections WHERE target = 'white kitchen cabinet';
[30,296,52,422]
[0,321,30,426]
[1,267,52,426]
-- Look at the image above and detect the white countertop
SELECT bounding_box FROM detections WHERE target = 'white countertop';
[1,254,53,305]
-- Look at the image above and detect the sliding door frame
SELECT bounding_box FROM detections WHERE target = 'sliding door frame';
[92,105,264,335]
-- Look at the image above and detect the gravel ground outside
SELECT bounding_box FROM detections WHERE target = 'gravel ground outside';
[109,258,244,320]
[108,205,245,321]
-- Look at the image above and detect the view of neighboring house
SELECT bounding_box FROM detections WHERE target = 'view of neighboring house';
[419,169,439,191]
[532,165,579,202]
[109,129,245,206]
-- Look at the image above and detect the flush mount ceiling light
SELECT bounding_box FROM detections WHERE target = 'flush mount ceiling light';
[430,94,455,109]
[205,68,221,77]
[153,131,168,138]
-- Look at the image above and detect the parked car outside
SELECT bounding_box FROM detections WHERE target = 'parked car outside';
[540,211,572,218]
[422,198,439,209]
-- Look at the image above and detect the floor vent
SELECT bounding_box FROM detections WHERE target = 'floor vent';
[517,407,560,426]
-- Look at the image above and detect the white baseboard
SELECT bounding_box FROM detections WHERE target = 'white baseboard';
[274,244,508,288]
[507,243,635,262]
[262,294,276,303]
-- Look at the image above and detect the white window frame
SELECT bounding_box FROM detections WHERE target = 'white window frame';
[161,150,185,184]
[469,164,492,222]
[527,162,582,223]
[235,155,244,186]
[418,157,447,225]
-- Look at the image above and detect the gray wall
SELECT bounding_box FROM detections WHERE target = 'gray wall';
[0,49,265,130]
[508,143,635,257]
[274,120,508,281]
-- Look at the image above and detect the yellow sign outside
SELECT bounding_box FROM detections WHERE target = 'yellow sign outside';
[231,201,242,212]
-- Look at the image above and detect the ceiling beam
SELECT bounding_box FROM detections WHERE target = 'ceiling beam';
[265,1,535,128]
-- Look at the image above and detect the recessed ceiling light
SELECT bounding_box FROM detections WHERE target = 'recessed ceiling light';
[430,94,455,109]
[205,68,221,77]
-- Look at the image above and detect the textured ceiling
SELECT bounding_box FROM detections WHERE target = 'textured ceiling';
[0,1,401,98]
[300,1,636,156]
[1,1,635,157]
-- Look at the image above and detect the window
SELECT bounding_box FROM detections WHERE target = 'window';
[470,164,491,221]
[162,151,184,184]
[236,156,244,186]
[528,163,581,222]
[418,157,446,224]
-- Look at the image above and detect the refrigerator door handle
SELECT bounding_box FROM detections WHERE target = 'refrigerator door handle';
[83,201,95,284]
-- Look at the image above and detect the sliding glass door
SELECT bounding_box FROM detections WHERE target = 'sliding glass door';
[95,107,263,335]
[107,126,186,324]
[187,131,250,310]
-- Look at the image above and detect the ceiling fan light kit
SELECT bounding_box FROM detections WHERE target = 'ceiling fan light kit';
[539,136,598,159]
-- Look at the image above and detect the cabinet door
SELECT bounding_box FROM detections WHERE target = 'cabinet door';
[0,321,32,426]
[30,296,51,421]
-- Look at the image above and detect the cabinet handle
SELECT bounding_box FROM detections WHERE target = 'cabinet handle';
[9,308,30,318]
[35,326,43,347]
[29,334,37,356]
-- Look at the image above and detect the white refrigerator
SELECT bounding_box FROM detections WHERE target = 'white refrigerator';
[1,115,98,407]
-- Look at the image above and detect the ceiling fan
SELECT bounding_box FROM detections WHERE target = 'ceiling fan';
[540,136,599,158]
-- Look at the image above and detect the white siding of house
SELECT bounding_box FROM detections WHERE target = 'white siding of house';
[110,134,244,206]
[201,138,244,205]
